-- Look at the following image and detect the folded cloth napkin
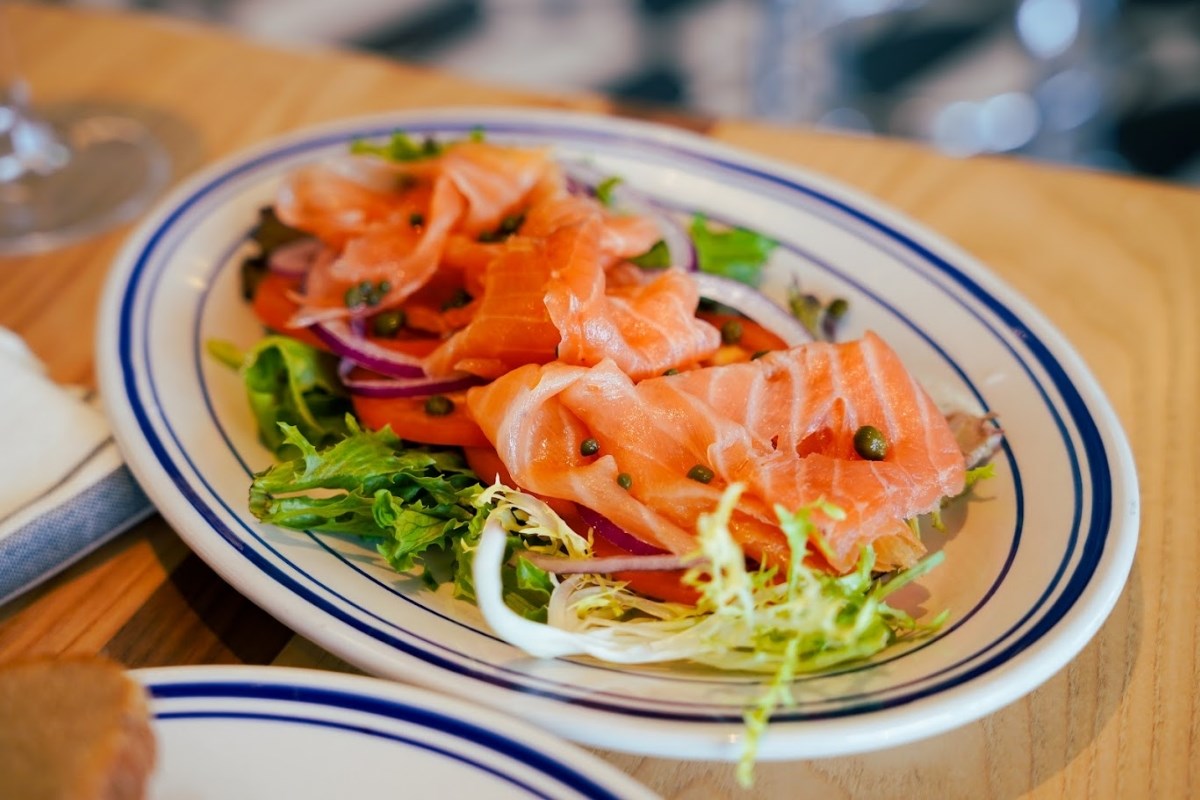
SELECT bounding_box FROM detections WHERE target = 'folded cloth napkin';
[0,328,153,606]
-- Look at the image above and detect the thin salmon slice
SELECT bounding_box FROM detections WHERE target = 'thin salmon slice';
[274,165,405,248]
[548,261,720,380]
[467,361,702,556]
[468,333,965,572]
[522,192,661,261]
[288,175,466,327]
[422,229,570,379]
[438,141,559,236]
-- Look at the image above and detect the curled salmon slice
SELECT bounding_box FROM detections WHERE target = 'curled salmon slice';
[667,332,965,570]
[439,141,559,236]
[288,175,466,327]
[523,193,661,261]
[467,361,702,556]
[275,165,404,248]
[468,333,965,573]
[546,219,720,380]
[422,229,568,379]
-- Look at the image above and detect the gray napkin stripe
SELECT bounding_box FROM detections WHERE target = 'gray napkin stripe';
[0,464,154,606]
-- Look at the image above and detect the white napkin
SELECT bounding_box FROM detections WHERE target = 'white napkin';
[0,329,152,605]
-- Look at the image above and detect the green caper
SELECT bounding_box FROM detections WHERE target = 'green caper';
[663,368,679,376]
[424,395,455,416]
[442,287,473,310]
[409,212,425,228]
[580,438,600,456]
[366,280,391,307]
[616,472,633,490]
[853,425,888,461]
[343,283,367,308]
[372,309,406,337]
[826,297,849,320]
[720,319,743,345]
[686,464,714,484]
[477,213,525,243]
[499,213,524,234]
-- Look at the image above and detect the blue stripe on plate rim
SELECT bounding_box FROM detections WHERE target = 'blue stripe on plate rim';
[146,679,630,800]
[112,113,1118,725]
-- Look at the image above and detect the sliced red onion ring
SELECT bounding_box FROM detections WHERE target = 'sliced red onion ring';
[267,238,323,277]
[526,553,701,574]
[654,211,696,273]
[311,319,426,379]
[340,371,482,398]
[576,505,666,556]
[691,272,813,346]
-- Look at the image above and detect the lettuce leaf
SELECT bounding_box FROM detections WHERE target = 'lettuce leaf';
[249,421,482,573]
[629,240,670,269]
[209,336,352,458]
[690,214,778,286]
[350,130,443,161]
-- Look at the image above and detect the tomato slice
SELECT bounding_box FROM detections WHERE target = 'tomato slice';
[352,391,490,448]
[696,310,787,355]
[463,445,513,485]
[252,273,326,349]
[591,534,700,605]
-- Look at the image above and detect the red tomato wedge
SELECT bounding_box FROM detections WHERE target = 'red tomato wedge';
[252,273,326,349]
[352,391,490,448]
[590,534,701,605]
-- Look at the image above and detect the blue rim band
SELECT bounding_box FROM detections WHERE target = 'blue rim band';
[151,679,625,799]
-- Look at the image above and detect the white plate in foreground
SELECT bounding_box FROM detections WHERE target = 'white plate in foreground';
[138,665,656,799]
[99,108,1138,761]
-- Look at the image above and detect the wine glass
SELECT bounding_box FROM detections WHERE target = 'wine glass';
[0,11,169,256]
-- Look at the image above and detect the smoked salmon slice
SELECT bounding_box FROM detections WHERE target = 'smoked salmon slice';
[272,138,720,379]
[289,175,466,327]
[421,228,567,379]
[467,332,965,573]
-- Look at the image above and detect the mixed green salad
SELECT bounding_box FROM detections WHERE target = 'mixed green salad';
[212,133,999,785]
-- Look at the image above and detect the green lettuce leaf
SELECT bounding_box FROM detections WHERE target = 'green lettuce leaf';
[249,421,482,574]
[629,240,670,269]
[468,484,947,787]
[690,214,778,286]
[595,175,622,207]
[350,130,443,162]
[208,336,352,458]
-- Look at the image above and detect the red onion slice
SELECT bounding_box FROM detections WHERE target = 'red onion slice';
[341,372,482,398]
[691,272,813,346]
[577,505,666,556]
[311,320,426,378]
[526,553,701,574]
[267,238,323,277]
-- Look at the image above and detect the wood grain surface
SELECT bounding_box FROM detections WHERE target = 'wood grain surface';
[1,4,1196,798]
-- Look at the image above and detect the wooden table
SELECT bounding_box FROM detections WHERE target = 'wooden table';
[2,4,1196,798]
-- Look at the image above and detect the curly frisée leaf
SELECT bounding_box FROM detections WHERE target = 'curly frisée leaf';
[472,483,948,785]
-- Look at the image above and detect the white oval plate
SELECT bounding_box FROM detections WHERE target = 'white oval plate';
[98,108,1138,761]
[138,665,656,799]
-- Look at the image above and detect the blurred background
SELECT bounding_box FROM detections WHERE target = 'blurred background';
[42,0,1200,185]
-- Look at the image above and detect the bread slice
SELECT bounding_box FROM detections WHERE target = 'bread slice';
[0,657,157,800]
